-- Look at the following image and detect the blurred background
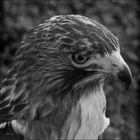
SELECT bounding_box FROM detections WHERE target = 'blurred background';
[0,0,139,139]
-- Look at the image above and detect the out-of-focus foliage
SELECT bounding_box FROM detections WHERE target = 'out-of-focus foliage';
[0,0,139,140]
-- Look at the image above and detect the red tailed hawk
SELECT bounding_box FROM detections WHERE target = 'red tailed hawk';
[0,15,132,140]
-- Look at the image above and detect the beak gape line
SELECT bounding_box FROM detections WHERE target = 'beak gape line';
[117,65,132,89]
[110,51,132,89]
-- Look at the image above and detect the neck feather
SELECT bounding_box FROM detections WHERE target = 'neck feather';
[61,83,110,139]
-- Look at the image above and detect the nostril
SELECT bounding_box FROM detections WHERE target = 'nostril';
[112,64,117,67]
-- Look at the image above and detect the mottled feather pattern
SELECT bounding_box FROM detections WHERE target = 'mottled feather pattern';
[0,15,120,139]
[20,15,118,54]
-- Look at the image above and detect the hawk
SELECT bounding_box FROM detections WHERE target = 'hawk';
[0,15,132,140]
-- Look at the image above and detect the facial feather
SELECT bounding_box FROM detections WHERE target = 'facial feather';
[0,15,129,140]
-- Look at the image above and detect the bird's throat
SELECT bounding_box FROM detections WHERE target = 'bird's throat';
[61,85,110,139]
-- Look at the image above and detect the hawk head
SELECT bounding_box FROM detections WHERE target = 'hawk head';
[0,15,132,139]
[12,15,131,98]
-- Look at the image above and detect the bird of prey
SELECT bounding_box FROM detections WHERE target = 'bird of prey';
[0,15,132,140]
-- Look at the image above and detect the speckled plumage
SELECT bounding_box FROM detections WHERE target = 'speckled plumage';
[0,15,131,140]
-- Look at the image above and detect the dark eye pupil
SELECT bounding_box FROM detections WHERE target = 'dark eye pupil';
[77,55,84,61]
[72,53,88,64]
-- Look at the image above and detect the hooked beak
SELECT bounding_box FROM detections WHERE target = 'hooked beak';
[117,64,132,89]
[110,51,132,89]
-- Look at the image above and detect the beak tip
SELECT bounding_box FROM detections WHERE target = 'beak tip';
[126,76,132,90]
[117,66,132,90]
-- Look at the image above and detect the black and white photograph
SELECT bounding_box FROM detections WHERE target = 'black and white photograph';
[0,0,139,140]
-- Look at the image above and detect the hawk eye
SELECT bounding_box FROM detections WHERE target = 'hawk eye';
[72,53,89,64]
